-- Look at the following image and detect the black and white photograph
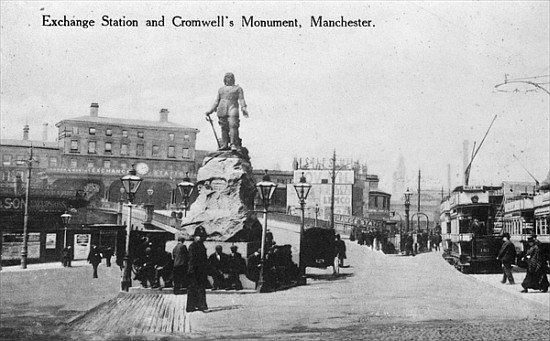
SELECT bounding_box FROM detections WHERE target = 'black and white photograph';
[1,1,549,340]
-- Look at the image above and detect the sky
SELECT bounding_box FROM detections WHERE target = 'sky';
[1,1,549,194]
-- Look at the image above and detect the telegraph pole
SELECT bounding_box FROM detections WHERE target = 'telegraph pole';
[330,149,336,229]
[21,146,36,269]
[417,169,421,232]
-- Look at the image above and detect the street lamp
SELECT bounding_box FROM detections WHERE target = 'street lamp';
[177,172,194,218]
[120,165,143,292]
[404,188,412,233]
[255,171,277,292]
[61,212,72,248]
[294,172,311,285]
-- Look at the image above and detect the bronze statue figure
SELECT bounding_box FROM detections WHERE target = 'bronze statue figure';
[205,73,248,151]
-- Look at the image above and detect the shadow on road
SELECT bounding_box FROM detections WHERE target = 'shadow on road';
[307,273,354,281]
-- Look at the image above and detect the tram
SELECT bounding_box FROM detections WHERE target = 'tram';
[440,185,503,273]
[502,186,550,265]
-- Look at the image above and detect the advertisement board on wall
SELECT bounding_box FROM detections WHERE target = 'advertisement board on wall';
[287,170,354,219]
[74,234,91,260]
[45,234,57,249]
[1,233,40,260]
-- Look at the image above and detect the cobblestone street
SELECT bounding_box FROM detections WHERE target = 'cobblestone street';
[2,237,548,340]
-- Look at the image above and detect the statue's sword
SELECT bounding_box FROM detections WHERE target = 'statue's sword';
[205,114,222,149]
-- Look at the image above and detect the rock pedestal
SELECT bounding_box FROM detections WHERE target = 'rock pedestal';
[178,149,262,242]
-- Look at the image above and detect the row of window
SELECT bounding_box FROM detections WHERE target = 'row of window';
[64,126,189,141]
[3,154,59,167]
[69,141,190,158]
[502,217,548,236]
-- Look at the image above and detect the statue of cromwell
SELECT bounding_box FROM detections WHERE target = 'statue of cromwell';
[205,73,249,151]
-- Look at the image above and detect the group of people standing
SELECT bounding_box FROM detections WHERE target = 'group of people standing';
[497,233,549,293]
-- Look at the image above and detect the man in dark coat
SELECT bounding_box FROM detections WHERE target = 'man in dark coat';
[87,244,102,278]
[226,245,245,290]
[335,234,347,267]
[497,232,516,285]
[208,245,229,290]
[186,228,208,312]
[521,236,549,293]
[153,247,174,289]
[172,236,188,295]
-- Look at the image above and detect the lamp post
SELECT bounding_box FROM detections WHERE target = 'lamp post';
[294,172,312,285]
[120,166,143,292]
[177,172,194,218]
[61,212,72,248]
[255,171,277,292]
[404,188,412,233]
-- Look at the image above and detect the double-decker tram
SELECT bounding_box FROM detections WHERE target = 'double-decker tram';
[502,187,550,264]
[440,185,503,273]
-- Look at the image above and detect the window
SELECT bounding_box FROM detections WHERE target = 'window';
[103,160,111,168]
[106,128,112,136]
[182,148,189,158]
[168,133,175,141]
[2,154,11,166]
[16,155,25,165]
[88,141,96,154]
[152,145,160,157]
[70,159,77,168]
[120,143,129,155]
[2,172,10,181]
[72,127,79,135]
[89,127,96,135]
[105,142,112,153]
[70,140,79,151]
[183,134,190,141]
[168,146,175,158]
[87,160,94,168]
[136,144,144,157]
[122,130,128,138]
[120,162,128,170]
[138,131,144,139]
[49,157,58,167]
[64,129,72,137]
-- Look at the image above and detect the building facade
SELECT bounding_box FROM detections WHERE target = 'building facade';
[1,103,208,265]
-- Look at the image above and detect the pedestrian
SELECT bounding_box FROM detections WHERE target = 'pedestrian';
[335,234,347,267]
[61,246,70,267]
[87,244,103,278]
[186,228,209,312]
[66,246,73,267]
[226,245,245,290]
[103,246,113,267]
[153,246,174,289]
[246,249,262,284]
[405,233,415,256]
[172,235,189,295]
[521,236,549,293]
[208,245,229,290]
[497,233,516,285]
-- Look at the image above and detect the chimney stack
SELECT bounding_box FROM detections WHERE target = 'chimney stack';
[160,108,169,122]
[23,125,29,140]
[90,103,99,117]
[42,123,49,141]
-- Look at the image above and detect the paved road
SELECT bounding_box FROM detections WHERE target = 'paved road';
[1,238,549,340]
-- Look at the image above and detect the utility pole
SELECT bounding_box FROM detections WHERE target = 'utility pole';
[417,169,421,232]
[330,149,336,229]
[21,146,36,269]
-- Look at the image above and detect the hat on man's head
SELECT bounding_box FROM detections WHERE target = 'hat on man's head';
[527,236,536,243]
[502,232,511,239]
[215,245,222,251]
[230,245,238,251]
[193,226,207,238]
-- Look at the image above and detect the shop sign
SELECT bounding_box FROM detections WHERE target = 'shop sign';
[1,196,67,212]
